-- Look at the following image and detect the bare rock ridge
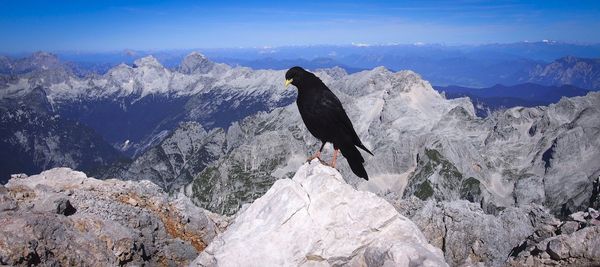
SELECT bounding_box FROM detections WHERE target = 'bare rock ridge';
[0,168,226,266]
[193,160,448,267]
[392,196,600,266]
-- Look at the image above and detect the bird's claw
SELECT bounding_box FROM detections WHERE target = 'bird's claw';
[306,156,330,166]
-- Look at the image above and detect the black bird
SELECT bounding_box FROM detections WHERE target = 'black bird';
[285,66,373,180]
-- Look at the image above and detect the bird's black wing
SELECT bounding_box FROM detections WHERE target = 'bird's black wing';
[312,89,371,180]
[318,89,373,155]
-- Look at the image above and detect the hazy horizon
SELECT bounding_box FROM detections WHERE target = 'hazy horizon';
[3,40,600,57]
[2,0,600,53]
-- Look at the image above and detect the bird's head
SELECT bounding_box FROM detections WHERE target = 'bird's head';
[285,66,306,88]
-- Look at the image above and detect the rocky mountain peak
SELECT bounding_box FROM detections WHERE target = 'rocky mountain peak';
[193,160,447,266]
[558,55,578,64]
[392,70,432,92]
[133,55,163,68]
[4,51,70,76]
[30,51,60,64]
[179,51,215,74]
[316,66,348,79]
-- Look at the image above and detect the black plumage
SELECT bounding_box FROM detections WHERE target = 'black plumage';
[285,66,373,180]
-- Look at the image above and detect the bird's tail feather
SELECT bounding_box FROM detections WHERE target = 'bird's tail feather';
[340,143,369,180]
[356,142,373,156]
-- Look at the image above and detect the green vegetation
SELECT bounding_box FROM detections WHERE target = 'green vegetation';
[191,153,288,215]
[406,148,464,200]
[460,177,481,202]
[425,149,463,181]
[191,166,219,205]
[415,180,434,200]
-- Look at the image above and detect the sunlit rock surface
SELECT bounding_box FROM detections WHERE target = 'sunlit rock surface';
[193,160,447,267]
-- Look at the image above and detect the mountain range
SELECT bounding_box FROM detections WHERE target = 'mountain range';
[1,50,600,266]
[4,42,600,88]
[1,52,295,161]
[1,52,599,218]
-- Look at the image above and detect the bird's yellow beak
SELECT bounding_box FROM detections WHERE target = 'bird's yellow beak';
[285,78,293,88]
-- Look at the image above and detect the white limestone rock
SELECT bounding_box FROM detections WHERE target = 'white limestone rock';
[192,160,447,267]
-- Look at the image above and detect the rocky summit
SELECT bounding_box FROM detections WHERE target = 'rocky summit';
[193,160,447,267]
[0,168,226,266]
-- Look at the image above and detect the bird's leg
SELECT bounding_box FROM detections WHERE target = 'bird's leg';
[307,150,321,161]
[307,142,326,162]
[330,148,339,168]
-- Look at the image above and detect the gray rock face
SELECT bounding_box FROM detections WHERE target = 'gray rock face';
[508,208,600,266]
[186,106,311,215]
[0,168,226,266]
[508,224,600,266]
[6,53,597,218]
[193,160,447,267]
[102,122,226,192]
[389,197,556,266]
[185,69,477,214]
[388,196,600,267]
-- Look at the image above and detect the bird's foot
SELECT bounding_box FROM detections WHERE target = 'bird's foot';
[306,151,322,162]
[306,155,329,165]
[306,155,319,162]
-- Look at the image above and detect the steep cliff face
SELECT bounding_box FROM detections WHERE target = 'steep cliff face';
[0,168,227,266]
[193,160,448,267]
[100,122,226,192]
[0,88,124,182]
[183,69,475,215]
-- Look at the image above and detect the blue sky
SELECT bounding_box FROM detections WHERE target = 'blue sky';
[1,0,599,52]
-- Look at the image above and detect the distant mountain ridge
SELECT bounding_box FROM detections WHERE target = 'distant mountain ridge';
[3,42,600,87]
[521,56,600,90]
[436,83,591,117]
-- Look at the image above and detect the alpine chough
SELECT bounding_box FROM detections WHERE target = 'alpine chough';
[285,66,373,180]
